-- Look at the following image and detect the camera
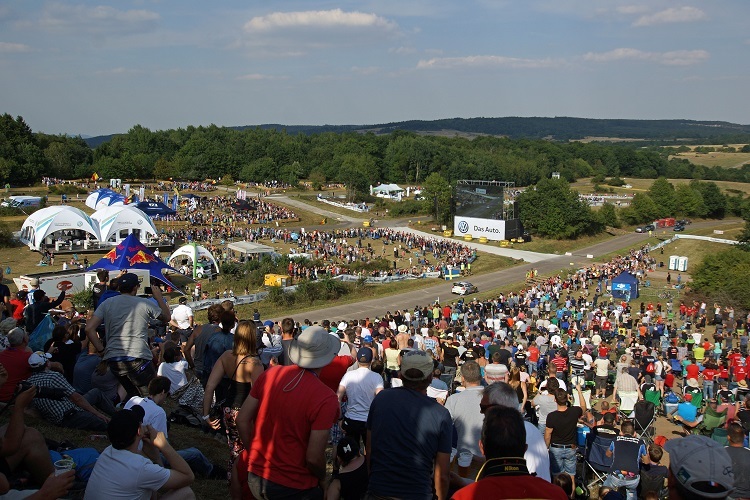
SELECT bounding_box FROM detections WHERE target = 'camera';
[16,381,67,400]
[144,287,153,295]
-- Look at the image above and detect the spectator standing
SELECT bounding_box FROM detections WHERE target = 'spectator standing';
[169,296,194,344]
[337,347,384,450]
[85,273,171,398]
[366,350,452,500]
[545,384,587,493]
[237,326,341,499]
[450,406,567,500]
[444,360,484,478]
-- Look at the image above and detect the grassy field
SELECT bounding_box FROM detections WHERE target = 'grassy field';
[571,177,750,196]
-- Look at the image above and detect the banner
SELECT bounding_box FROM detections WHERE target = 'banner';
[453,216,507,241]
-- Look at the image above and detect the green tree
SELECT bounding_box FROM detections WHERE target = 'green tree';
[692,248,750,308]
[629,193,660,223]
[690,180,727,218]
[421,172,452,225]
[647,177,677,217]
[596,203,620,228]
[517,178,601,239]
[337,154,373,201]
[674,185,707,217]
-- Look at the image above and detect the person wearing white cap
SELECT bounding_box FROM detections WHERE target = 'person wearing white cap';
[237,326,341,499]
[665,434,734,499]
[366,350,452,500]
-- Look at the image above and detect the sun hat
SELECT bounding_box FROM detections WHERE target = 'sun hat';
[400,351,434,381]
[0,317,18,336]
[29,278,39,287]
[338,321,348,331]
[664,435,734,498]
[287,325,340,369]
[397,324,408,333]
[739,379,748,389]
[686,378,700,389]
[28,351,52,368]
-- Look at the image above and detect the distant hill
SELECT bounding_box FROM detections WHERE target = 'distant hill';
[84,116,750,148]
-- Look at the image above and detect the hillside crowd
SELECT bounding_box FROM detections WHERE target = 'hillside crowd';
[0,242,747,499]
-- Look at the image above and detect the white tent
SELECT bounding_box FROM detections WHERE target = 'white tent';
[372,183,403,195]
[20,206,100,250]
[227,241,275,256]
[91,205,158,245]
[85,189,125,210]
[167,243,220,279]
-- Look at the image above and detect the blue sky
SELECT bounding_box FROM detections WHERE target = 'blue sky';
[1,1,748,136]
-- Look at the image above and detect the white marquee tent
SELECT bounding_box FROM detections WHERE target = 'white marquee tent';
[227,241,276,257]
[20,206,100,250]
[167,242,220,279]
[91,205,158,245]
[372,183,403,195]
[85,189,125,210]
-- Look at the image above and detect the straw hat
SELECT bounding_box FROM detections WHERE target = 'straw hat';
[686,378,700,389]
[288,326,340,369]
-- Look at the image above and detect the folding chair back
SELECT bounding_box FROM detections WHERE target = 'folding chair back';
[669,358,682,373]
[644,389,662,414]
[712,427,729,446]
[634,400,657,440]
[583,429,617,490]
[618,391,638,417]
[639,466,668,500]
[689,392,703,409]
[697,406,727,436]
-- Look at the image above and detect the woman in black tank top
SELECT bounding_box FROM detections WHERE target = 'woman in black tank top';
[202,320,264,494]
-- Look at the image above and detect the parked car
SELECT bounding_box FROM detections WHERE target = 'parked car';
[673,224,685,232]
[644,224,655,232]
[451,281,478,295]
[635,226,645,233]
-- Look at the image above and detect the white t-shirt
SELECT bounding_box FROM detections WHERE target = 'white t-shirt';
[171,304,193,329]
[524,421,551,481]
[157,360,189,394]
[84,446,170,500]
[125,396,168,436]
[594,358,610,377]
[339,367,383,422]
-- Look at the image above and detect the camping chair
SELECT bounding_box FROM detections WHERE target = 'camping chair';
[644,389,663,415]
[694,405,727,438]
[669,359,682,378]
[687,391,703,410]
[633,400,657,442]
[618,391,639,419]
[638,464,668,500]
[582,428,617,491]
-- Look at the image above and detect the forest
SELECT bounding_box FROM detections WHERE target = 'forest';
[3,113,750,191]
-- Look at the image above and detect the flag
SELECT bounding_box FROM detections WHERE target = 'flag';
[91,173,99,181]
[173,186,179,197]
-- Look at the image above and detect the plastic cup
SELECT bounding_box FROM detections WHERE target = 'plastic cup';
[54,458,74,476]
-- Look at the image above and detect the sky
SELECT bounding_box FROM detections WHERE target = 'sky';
[1,1,748,136]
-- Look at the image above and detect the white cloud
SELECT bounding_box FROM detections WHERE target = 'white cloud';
[584,48,709,66]
[244,9,396,32]
[94,67,144,77]
[416,55,564,70]
[236,73,287,81]
[0,42,31,53]
[616,5,649,15]
[39,4,160,37]
[633,6,705,27]
[390,46,416,55]
[351,66,379,75]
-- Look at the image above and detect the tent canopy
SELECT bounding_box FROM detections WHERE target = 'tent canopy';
[134,201,177,217]
[372,183,403,194]
[86,233,183,291]
[227,241,275,255]
[20,206,100,250]
[611,271,639,300]
[86,188,125,210]
[167,243,220,279]
[91,205,158,244]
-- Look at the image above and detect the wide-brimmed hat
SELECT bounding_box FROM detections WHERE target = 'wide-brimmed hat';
[288,326,340,369]
[739,379,748,389]
[397,324,408,333]
[686,378,700,388]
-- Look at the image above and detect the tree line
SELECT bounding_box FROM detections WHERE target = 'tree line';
[3,113,750,190]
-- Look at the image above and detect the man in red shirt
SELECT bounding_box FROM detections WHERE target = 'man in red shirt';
[527,344,540,374]
[685,360,700,381]
[735,363,748,385]
[0,327,32,402]
[237,326,341,499]
[551,351,567,379]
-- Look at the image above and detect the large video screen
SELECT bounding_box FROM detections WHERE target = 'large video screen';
[455,182,504,220]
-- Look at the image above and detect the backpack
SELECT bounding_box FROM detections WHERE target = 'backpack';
[646,362,656,374]
[28,314,55,352]
[665,392,679,404]
[169,405,203,428]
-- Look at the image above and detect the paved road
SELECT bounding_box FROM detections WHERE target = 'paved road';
[268,218,738,323]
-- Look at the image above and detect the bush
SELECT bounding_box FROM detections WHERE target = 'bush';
[388,199,425,217]
[0,224,18,248]
[71,284,94,310]
[606,177,626,187]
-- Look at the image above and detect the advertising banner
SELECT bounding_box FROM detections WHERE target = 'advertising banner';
[453,216,506,241]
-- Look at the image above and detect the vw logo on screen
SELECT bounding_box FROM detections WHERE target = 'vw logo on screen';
[457,221,469,233]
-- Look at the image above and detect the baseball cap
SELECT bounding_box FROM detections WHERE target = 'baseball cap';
[28,351,52,368]
[362,335,373,343]
[337,436,360,464]
[178,296,188,304]
[664,435,734,498]
[119,273,140,289]
[357,347,373,363]
[400,351,434,381]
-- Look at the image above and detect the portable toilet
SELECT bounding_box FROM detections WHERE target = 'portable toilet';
[677,256,688,272]
[668,255,679,271]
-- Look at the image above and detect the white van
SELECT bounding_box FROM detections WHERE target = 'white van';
[1,196,42,208]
